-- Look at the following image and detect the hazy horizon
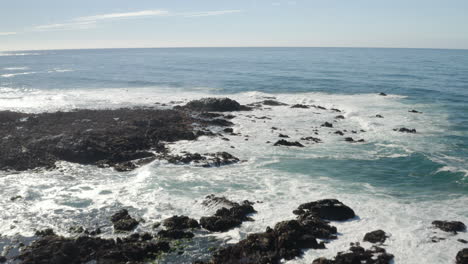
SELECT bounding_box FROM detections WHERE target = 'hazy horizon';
[1,0,468,51]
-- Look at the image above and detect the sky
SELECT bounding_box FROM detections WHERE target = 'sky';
[1,0,468,51]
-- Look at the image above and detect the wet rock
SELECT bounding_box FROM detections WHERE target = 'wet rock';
[301,137,322,143]
[15,233,170,264]
[331,108,342,113]
[164,152,240,167]
[206,118,234,127]
[273,139,305,147]
[379,92,387,96]
[0,256,5,263]
[312,245,394,264]
[0,108,201,171]
[163,215,200,230]
[335,131,344,136]
[409,110,422,114]
[291,104,310,109]
[376,114,384,118]
[223,128,234,133]
[459,239,468,244]
[335,115,345,119]
[295,199,355,221]
[10,195,22,201]
[202,194,239,208]
[261,100,288,106]
[313,105,327,110]
[363,230,387,243]
[456,248,468,264]
[432,220,466,233]
[344,137,354,142]
[278,134,290,138]
[179,98,251,112]
[111,209,139,232]
[200,201,256,232]
[158,229,194,239]
[321,122,333,128]
[35,228,55,237]
[394,128,417,133]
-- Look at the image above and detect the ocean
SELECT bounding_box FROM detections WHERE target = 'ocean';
[0,47,467,263]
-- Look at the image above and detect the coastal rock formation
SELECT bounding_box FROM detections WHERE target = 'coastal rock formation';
[163,215,200,230]
[456,248,468,264]
[301,137,322,143]
[363,230,388,243]
[163,152,240,167]
[321,122,333,128]
[312,244,394,264]
[394,128,417,133]
[111,209,139,232]
[273,139,305,147]
[178,98,251,112]
[432,220,466,233]
[261,100,288,106]
[293,199,356,221]
[291,104,310,109]
[200,200,256,232]
[15,232,170,264]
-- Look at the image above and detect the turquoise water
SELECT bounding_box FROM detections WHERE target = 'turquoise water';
[0,48,467,263]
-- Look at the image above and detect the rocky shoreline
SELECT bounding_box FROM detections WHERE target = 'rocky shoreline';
[0,97,465,263]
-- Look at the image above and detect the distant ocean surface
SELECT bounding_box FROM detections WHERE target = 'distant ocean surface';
[1,48,467,263]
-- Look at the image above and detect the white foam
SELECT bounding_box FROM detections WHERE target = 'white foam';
[3,67,29,70]
[1,71,37,78]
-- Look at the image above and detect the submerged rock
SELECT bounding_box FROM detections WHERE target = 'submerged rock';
[261,100,288,106]
[111,209,139,232]
[394,128,417,133]
[164,152,240,167]
[273,139,304,147]
[375,114,384,118]
[432,220,466,233]
[409,109,422,114]
[379,92,387,96]
[278,134,290,138]
[363,230,388,243]
[179,98,251,112]
[294,199,356,221]
[312,245,394,264]
[301,137,322,143]
[335,115,345,119]
[291,104,310,109]
[321,122,333,128]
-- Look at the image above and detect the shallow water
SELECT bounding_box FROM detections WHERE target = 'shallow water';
[0,48,467,263]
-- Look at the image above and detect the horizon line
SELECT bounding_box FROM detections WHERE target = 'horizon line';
[1,46,468,52]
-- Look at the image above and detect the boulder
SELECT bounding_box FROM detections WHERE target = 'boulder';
[321,122,333,128]
[363,230,387,243]
[111,209,139,232]
[179,98,251,112]
[394,128,416,133]
[200,201,256,232]
[291,104,310,109]
[162,215,200,230]
[273,139,304,147]
[432,220,466,233]
[456,248,468,264]
[294,199,355,221]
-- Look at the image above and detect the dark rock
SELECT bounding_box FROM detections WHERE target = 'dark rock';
[271,127,278,130]
[313,105,327,110]
[321,122,333,128]
[206,118,234,127]
[379,92,387,96]
[432,220,466,233]
[409,110,422,114]
[261,100,288,106]
[394,128,417,133]
[335,131,344,136]
[202,194,239,208]
[0,108,201,171]
[164,152,240,167]
[158,229,194,239]
[376,114,384,118]
[111,209,139,232]
[335,115,345,119]
[163,215,200,230]
[363,230,387,243]
[344,137,354,142]
[10,195,22,201]
[273,140,304,147]
[459,239,468,244]
[312,245,394,264]
[179,98,251,112]
[278,134,289,138]
[295,199,355,221]
[223,128,234,133]
[456,248,468,264]
[331,108,342,113]
[291,104,310,109]
[35,228,55,237]
[200,200,256,232]
[0,256,5,263]
[15,233,170,264]
[301,137,322,143]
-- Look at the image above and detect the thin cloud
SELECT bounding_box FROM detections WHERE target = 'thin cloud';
[33,21,96,31]
[183,10,242,17]
[75,10,169,22]
[0,32,17,36]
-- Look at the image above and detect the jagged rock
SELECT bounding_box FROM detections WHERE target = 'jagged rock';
[394,128,416,133]
[363,230,387,243]
[345,137,354,142]
[432,220,466,233]
[294,199,355,221]
[278,134,289,138]
[301,137,322,143]
[202,194,239,208]
[335,131,344,136]
[200,201,256,232]
[312,245,394,264]
[158,229,194,239]
[376,114,384,118]
[291,104,310,109]
[14,233,170,264]
[331,108,342,113]
[164,152,240,167]
[273,140,304,147]
[456,248,468,264]
[111,209,139,232]
[261,100,288,106]
[179,98,251,112]
[35,228,55,237]
[321,122,333,128]
[163,215,200,230]
[379,92,387,96]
